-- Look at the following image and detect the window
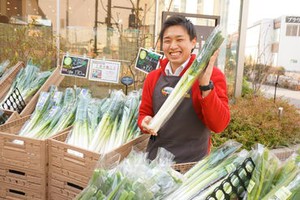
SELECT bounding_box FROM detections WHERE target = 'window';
[286,24,297,36]
[286,24,298,36]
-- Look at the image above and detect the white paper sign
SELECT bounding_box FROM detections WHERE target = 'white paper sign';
[88,59,121,84]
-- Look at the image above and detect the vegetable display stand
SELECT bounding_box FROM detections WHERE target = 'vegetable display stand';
[0,61,25,99]
[0,116,71,200]
[48,131,150,200]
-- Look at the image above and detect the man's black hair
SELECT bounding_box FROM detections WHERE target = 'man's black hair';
[159,15,197,42]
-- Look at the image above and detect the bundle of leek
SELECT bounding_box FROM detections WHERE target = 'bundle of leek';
[246,144,280,200]
[163,140,242,200]
[21,90,64,138]
[89,90,125,153]
[19,86,77,139]
[66,89,92,149]
[261,154,300,200]
[0,61,51,106]
[148,26,224,133]
[42,87,77,138]
[192,150,254,200]
[18,91,52,137]
[106,91,141,152]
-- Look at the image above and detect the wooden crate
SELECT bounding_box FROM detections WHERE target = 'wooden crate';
[0,61,24,101]
[0,163,46,198]
[0,182,45,200]
[0,115,72,173]
[271,144,300,161]
[172,162,197,174]
[48,132,150,200]
[0,115,48,174]
[48,169,86,200]
[2,109,21,124]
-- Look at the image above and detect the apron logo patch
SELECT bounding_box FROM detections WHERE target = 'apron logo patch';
[161,86,190,98]
[162,86,173,96]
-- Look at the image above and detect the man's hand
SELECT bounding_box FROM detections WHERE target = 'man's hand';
[198,49,220,97]
[141,116,157,136]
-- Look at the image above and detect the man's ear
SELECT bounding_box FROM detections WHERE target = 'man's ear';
[191,37,197,53]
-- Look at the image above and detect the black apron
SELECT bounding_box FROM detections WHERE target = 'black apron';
[146,74,210,163]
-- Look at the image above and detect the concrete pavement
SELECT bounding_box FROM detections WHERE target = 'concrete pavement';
[260,84,300,109]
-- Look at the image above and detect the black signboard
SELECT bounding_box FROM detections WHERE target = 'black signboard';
[121,76,134,95]
[135,48,163,74]
[61,55,90,78]
[286,16,300,23]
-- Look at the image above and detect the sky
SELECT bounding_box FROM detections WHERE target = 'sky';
[247,0,300,25]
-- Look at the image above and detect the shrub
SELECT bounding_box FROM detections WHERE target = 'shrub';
[212,94,300,150]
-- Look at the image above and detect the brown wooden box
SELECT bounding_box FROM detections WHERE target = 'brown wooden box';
[0,115,71,174]
[0,62,25,101]
[48,131,150,200]
[0,163,47,196]
[0,115,49,172]
[0,109,21,125]
[0,182,45,200]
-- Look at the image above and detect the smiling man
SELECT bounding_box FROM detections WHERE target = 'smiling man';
[138,15,230,163]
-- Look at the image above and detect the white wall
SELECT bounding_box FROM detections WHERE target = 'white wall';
[277,16,300,72]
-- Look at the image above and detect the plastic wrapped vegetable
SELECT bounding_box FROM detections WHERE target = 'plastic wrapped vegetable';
[262,153,300,200]
[76,147,183,200]
[246,144,280,200]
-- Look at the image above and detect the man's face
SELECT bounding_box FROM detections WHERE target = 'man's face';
[162,25,196,69]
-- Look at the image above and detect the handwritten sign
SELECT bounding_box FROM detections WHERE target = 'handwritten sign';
[61,55,89,78]
[88,59,120,84]
[135,48,163,74]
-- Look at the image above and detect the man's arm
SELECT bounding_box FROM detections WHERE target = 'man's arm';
[138,73,156,133]
[192,67,230,133]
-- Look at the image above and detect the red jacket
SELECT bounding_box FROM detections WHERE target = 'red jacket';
[138,54,230,144]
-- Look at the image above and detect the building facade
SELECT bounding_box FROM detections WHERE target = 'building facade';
[246,15,300,72]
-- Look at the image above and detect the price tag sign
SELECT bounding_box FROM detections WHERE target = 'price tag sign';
[88,59,121,84]
[61,55,90,78]
[135,48,163,74]
[121,76,134,86]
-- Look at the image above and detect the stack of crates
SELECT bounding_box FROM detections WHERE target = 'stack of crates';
[0,115,49,199]
[0,65,64,199]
